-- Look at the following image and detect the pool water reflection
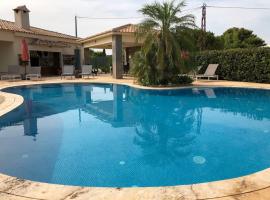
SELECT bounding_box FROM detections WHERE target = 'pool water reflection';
[0,84,270,187]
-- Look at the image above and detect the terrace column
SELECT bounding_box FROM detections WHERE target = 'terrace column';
[112,35,123,79]
[84,48,90,65]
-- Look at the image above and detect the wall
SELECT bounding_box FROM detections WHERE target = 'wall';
[0,41,17,72]
[0,30,84,74]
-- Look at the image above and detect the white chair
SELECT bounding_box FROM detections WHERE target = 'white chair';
[1,65,22,81]
[61,65,74,79]
[178,66,203,78]
[196,64,219,80]
[26,67,41,80]
[79,65,93,79]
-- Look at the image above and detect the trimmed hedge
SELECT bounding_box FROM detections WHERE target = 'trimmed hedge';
[90,56,112,73]
[192,48,270,83]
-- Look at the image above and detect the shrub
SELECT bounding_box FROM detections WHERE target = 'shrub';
[132,51,193,86]
[131,51,159,86]
[192,48,270,83]
[90,56,112,73]
[173,75,193,85]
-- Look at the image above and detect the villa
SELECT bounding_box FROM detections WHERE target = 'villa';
[0,6,142,78]
[0,6,82,76]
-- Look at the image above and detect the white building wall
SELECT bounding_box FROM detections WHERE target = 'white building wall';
[0,30,83,73]
[0,41,17,72]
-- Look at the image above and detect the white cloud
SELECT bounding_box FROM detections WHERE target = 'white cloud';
[1,0,270,44]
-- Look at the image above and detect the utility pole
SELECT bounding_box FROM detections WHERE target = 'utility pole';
[201,3,207,32]
[74,15,81,71]
[200,3,207,51]
[75,15,78,38]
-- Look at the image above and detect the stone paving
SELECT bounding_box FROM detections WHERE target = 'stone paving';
[0,96,3,104]
[0,76,270,200]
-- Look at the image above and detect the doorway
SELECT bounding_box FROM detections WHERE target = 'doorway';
[30,51,61,76]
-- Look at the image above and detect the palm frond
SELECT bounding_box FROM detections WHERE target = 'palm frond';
[134,0,196,85]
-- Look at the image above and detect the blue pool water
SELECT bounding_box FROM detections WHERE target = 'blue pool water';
[0,84,270,187]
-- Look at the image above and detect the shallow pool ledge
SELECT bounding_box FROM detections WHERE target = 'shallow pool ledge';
[0,92,24,117]
[0,169,270,200]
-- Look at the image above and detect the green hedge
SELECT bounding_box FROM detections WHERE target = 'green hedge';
[192,48,270,83]
[90,56,112,73]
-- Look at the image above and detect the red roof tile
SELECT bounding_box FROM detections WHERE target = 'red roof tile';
[80,24,138,42]
[0,19,78,41]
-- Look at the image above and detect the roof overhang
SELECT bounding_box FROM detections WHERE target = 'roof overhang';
[80,24,143,49]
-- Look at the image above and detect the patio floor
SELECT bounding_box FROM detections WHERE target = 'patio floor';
[0,95,4,104]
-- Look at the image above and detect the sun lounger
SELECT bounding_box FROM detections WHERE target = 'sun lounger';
[79,65,93,78]
[196,64,219,80]
[26,66,41,80]
[178,66,203,78]
[61,65,74,79]
[1,65,22,81]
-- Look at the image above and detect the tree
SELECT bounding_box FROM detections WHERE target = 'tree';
[89,49,112,73]
[133,0,195,85]
[221,27,266,49]
[176,28,224,51]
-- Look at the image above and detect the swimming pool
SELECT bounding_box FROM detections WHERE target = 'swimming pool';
[0,83,270,188]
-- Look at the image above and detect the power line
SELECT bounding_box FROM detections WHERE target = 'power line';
[76,6,201,20]
[76,4,270,21]
[77,16,143,20]
[207,5,270,10]
[182,6,202,12]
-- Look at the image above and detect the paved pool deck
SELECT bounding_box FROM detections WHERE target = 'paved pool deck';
[0,75,270,200]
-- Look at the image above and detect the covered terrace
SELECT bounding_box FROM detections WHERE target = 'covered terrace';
[80,24,143,79]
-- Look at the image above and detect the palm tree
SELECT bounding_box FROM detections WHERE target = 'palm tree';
[134,0,195,85]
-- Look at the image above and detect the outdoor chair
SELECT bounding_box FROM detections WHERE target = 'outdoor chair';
[79,65,93,78]
[178,66,203,78]
[61,65,75,79]
[196,64,219,80]
[189,65,203,78]
[26,66,41,80]
[1,65,22,81]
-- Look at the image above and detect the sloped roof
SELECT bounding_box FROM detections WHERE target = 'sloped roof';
[0,19,78,41]
[112,24,138,33]
[80,24,138,42]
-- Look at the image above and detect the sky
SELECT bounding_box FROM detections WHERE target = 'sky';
[1,0,270,44]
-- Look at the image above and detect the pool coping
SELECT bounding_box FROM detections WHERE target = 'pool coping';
[0,78,270,200]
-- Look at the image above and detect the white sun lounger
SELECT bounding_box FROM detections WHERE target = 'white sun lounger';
[61,65,75,79]
[1,65,22,81]
[196,64,219,80]
[79,65,93,78]
[26,67,41,80]
[178,66,203,78]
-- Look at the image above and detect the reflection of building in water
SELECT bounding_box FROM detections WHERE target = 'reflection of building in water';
[23,118,38,140]
[81,84,134,127]
[23,99,38,140]
[3,86,270,139]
